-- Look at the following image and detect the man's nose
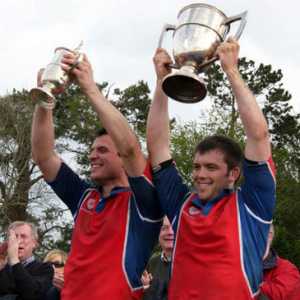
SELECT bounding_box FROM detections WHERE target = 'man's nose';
[194,168,207,178]
[166,227,174,235]
[89,150,97,160]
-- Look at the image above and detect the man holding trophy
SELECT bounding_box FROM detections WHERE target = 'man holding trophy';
[147,36,276,299]
[31,51,163,300]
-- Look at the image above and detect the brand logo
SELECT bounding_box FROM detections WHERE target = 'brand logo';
[188,206,201,216]
[86,198,96,210]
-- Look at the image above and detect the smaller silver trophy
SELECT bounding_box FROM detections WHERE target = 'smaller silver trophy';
[30,42,83,109]
[158,3,247,103]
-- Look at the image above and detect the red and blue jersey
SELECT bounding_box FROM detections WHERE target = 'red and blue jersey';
[48,162,163,300]
[153,157,276,300]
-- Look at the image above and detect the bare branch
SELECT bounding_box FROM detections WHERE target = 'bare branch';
[0,180,6,199]
[29,175,43,187]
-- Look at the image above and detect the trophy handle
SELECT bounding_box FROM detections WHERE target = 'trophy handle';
[223,11,248,40]
[158,23,176,48]
[197,11,248,70]
[158,24,179,69]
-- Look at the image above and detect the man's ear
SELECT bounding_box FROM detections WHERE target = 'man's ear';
[33,240,39,250]
[229,166,241,184]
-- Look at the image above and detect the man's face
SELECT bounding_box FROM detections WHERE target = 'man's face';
[159,217,174,253]
[89,135,124,184]
[13,224,37,261]
[192,149,239,202]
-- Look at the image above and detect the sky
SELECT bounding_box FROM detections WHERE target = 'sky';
[1,0,299,121]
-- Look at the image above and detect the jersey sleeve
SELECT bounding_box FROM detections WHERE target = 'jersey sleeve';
[47,162,90,216]
[240,157,276,222]
[128,161,163,222]
[152,160,190,223]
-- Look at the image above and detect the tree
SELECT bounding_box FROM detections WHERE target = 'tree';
[0,90,38,224]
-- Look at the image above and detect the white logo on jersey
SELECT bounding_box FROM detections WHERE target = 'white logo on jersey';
[86,198,96,210]
[188,206,201,216]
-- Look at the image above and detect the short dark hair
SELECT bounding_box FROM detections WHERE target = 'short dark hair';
[194,135,243,171]
[96,128,108,138]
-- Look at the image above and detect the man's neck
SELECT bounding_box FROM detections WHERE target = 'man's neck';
[101,177,129,197]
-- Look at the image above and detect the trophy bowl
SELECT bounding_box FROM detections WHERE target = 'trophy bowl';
[158,3,247,103]
[30,43,83,109]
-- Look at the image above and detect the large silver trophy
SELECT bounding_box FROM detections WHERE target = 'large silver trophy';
[159,3,247,103]
[30,42,83,109]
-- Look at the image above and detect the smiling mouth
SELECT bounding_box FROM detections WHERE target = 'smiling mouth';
[91,163,104,170]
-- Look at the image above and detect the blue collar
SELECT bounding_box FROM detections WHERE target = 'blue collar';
[96,186,131,212]
[101,186,131,199]
[191,188,234,216]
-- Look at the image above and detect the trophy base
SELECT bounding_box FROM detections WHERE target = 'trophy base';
[162,69,207,103]
[30,87,55,110]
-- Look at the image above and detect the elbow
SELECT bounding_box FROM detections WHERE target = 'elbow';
[31,150,40,166]
[31,150,45,167]
[252,127,269,142]
[119,139,141,160]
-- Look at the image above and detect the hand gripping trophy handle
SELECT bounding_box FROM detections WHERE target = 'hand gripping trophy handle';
[158,24,179,69]
[30,41,84,109]
[199,10,248,69]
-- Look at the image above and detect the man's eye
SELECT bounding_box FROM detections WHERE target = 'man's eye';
[207,166,217,170]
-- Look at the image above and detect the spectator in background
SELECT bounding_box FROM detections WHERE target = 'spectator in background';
[142,217,174,300]
[0,242,7,271]
[0,221,53,300]
[44,249,68,300]
[259,224,300,300]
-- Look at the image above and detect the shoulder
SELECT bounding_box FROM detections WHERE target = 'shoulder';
[277,257,300,273]
[27,260,54,275]
[148,253,162,268]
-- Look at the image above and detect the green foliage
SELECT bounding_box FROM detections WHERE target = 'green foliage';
[112,80,151,137]
[0,90,35,225]
[170,122,205,184]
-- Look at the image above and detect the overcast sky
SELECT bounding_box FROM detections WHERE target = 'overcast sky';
[1,0,299,121]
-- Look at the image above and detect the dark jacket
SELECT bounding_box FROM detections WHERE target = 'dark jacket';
[0,259,53,300]
[143,253,171,300]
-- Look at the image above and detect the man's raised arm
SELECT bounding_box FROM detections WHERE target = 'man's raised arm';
[217,38,271,161]
[146,48,173,167]
[31,71,62,182]
[62,54,145,176]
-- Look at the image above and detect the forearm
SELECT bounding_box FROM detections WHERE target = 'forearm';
[85,84,142,159]
[146,81,171,166]
[31,106,56,163]
[227,69,268,139]
[226,69,270,160]
[31,106,61,181]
